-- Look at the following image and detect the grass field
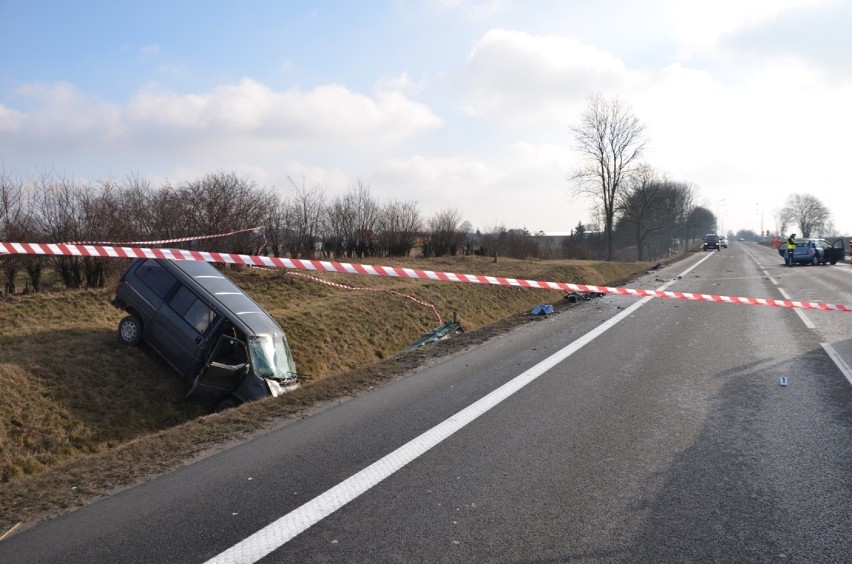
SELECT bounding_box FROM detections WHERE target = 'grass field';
[0,254,657,531]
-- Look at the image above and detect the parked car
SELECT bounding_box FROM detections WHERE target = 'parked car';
[777,238,846,266]
[702,234,721,251]
[112,258,299,411]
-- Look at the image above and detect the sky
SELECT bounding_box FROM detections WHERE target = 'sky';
[1,0,851,237]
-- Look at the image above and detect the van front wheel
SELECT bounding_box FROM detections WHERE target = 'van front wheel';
[118,315,143,346]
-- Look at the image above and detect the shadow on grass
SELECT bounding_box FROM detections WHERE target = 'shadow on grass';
[0,327,207,483]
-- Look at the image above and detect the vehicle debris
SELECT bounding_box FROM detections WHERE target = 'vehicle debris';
[564,291,604,303]
[531,304,554,316]
[402,313,464,352]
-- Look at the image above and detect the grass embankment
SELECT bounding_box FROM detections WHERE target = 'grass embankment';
[0,255,654,532]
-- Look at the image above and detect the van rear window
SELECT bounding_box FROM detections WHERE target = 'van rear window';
[137,259,178,299]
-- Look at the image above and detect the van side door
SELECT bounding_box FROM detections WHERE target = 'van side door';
[152,283,218,379]
[186,334,248,403]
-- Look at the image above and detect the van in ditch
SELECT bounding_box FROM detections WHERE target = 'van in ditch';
[112,258,298,411]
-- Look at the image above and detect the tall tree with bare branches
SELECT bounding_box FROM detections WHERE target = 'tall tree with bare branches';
[780,194,830,238]
[571,93,648,260]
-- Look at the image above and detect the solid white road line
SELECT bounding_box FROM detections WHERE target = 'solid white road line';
[778,287,816,329]
[206,255,712,564]
[749,246,852,388]
[821,343,852,387]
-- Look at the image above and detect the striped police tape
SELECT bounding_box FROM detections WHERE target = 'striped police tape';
[1,241,850,313]
[58,225,264,247]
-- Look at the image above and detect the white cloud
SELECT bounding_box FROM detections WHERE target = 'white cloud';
[0,78,443,159]
[3,2,851,234]
[0,104,26,131]
[8,82,124,148]
[126,78,442,142]
[139,44,161,55]
[376,72,426,97]
[373,154,494,204]
[369,149,585,232]
[458,29,634,126]
[719,0,852,75]
[670,0,829,59]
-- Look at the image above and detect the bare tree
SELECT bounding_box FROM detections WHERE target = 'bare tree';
[262,191,289,257]
[178,171,269,254]
[77,178,131,287]
[31,175,87,288]
[618,164,663,260]
[118,174,158,242]
[0,171,33,293]
[780,194,830,238]
[476,224,540,259]
[323,192,354,259]
[283,176,325,258]
[684,206,715,246]
[423,208,463,257]
[145,182,191,243]
[377,199,422,257]
[571,93,648,260]
[349,179,381,258]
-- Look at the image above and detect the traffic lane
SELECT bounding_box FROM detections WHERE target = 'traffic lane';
[274,296,727,562]
[627,340,852,562]
[275,259,852,561]
[0,277,658,563]
[691,241,852,357]
[747,241,852,381]
[632,246,852,560]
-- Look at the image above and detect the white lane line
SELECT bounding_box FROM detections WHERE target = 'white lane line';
[743,246,786,286]
[744,246,852,388]
[205,257,710,564]
[821,343,852,387]
[777,287,816,329]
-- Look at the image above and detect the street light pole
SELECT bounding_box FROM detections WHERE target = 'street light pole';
[756,202,764,238]
[716,199,726,235]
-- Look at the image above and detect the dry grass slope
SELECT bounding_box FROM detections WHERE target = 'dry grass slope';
[0,255,655,532]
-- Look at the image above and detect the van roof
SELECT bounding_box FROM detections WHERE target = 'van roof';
[166,259,284,336]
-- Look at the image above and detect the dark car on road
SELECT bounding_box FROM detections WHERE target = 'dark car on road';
[702,234,721,251]
[113,258,299,411]
[777,237,846,265]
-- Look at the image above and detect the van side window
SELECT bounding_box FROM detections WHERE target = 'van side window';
[213,336,248,367]
[169,284,217,333]
[136,259,178,299]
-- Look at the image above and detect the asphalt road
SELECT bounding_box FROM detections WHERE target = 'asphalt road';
[2,241,852,563]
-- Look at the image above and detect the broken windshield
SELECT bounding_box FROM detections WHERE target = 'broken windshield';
[247,334,297,380]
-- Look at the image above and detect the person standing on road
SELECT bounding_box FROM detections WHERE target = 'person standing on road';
[786,233,796,266]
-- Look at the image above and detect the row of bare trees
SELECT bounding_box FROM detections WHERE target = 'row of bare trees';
[615,165,715,260]
[570,93,717,261]
[2,171,544,293]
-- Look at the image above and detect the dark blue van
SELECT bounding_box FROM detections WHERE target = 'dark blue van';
[112,259,298,411]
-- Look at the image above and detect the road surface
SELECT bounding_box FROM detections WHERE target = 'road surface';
[2,241,851,563]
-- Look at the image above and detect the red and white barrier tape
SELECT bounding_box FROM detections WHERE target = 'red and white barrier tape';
[286,271,443,324]
[2,241,851,313]
[59,226,264,247]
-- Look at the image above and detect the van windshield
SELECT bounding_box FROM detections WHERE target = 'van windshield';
[247,334,297,380]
